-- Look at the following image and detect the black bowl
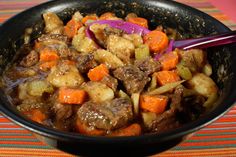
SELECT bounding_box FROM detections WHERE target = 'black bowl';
[0,0,236,156]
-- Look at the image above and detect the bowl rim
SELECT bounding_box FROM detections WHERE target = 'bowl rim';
[0,0,235,144]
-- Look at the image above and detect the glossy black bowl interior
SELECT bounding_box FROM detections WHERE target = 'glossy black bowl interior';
[0,0,236,156]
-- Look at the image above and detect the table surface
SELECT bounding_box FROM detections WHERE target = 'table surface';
[0,0,236,157]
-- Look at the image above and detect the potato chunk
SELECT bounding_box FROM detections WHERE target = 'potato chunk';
[107,35,135,63]
[83,81,114,103]
[47,62,84,88]
[187,73,218,97]
[43,12,64,34]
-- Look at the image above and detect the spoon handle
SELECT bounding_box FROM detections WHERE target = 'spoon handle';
[173,30,236,50]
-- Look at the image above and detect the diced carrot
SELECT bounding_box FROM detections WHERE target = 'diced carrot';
[39,60,57,71]
[24,109,47,124]
[127,17,148,28]
[143,30,169,53]
[64,19,83,38]
[155,70,180,86]
[88,64,109,81]
[100,12,116,20]
[109,123,141,137]
[39,48,59,62]
[140,95,168,114]
[75,119,105,136]
[159,51,179,70]
[82,14,98,24]
[58,87,87,104]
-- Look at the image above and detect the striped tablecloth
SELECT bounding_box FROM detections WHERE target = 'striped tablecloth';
[0,0,236,156]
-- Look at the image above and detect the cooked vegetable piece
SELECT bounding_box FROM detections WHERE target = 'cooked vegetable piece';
[64,19,83,38]
[39,60,57,71]
[143,30,169,53]
[26,109,47,124]
[40,48,59,62]
[159,51,179,70]
[148,73,157,91]
[155,71,180,86]
[142,112,157,127]
[94,49,124,69]
[135,44,150,60]
[47,63,84,88]
[75,119,105,136]
[187,73,218,97]
[118,90,130,100]
[100,12,117,20]
[72,27,98,53]
[109,123,141,136]
[123,34,143,48]
[107,35,135,63]
[43,12,64,34]
[147,80,185,95]
[202,63,212,76]
[82,14,98,24]
[28,80,54,96]
[127,17,148,28]
[176,63,192,80]
[131,93,140,115]
[88,64,109,81]
[58,87,87,104]
[83,81,114,103]
[204,92,218,108]
[140,95,168,114]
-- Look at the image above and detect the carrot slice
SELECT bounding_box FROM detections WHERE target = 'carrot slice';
[127,17,148,28]
[39,60,57,71]
[109,123,141,136]
[58,87,87,104]
[75,119,105,136]
[88,64,109,81]
[143,30,169,53]
[24,109,47,124]
[100,12,116,20]
[140,95,168,114]
[82,14,98,24]
[39,48,59,62]
[159,51,179,70]
[64,19,83,38]
[155,70,180,86]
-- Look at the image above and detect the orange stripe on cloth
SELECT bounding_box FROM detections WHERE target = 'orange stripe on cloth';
[0,148,74,157]
[156,148,236,157]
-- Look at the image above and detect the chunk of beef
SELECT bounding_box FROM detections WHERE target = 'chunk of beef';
[134,57,161,75]
[52,103,73,121]
[77,98,133,130]
[76,53,98,73]
[113,65,149,94]
[180,95,206,122]
[107,35,135,63]
[20,50,39,67]
[149,109,180,133]
[170,85,184,111]
[101,75,118,91]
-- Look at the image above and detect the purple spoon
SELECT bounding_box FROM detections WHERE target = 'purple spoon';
[86,20,236,53]
[166,30,236,53]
